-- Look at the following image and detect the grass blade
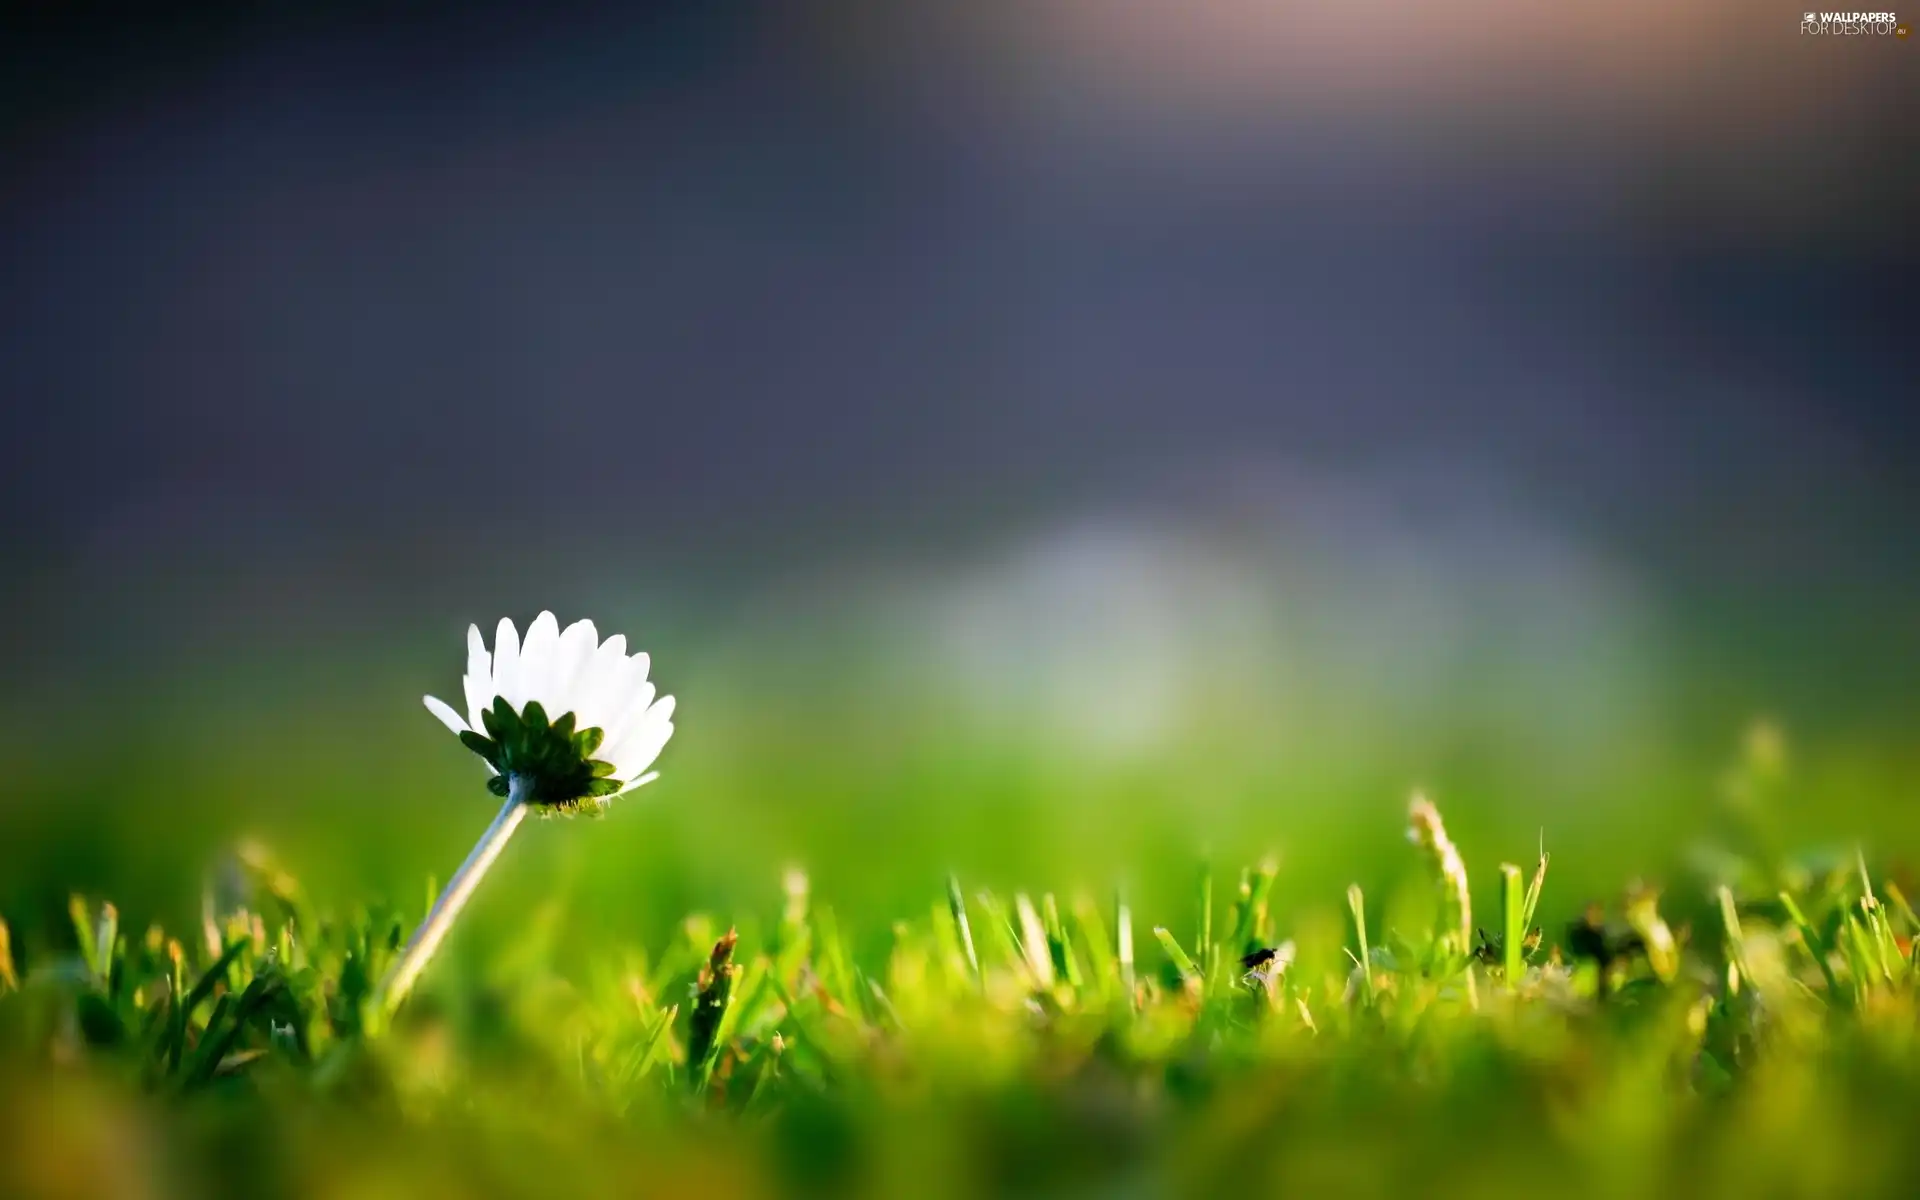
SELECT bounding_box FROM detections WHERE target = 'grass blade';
[1195,864,1215,986]
[634,1004,679,1083]
[1041,894,1083,991]
[1014,894,1056,989]
[1522,835,1550,932]
[0,917,15,993]
[94,903,119,992]
[1071,895,1115,1004]
[1499,864,1524,989]
[947,874,980,982]
[1228,858,1279,955]
[1152,927,1202,991]
[1347,884,1375,1006]
[1779,891,1842,999]
[1717,886,1748,995]
[68,896,99,986]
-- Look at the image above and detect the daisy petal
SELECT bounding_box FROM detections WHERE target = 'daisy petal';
[551,619,599,716]
[519,611,561,712]
[609,721,673,783]
[492,618,522,707]
[594,652,652,730]
[612,771,661,797]
[603,700,673,779]
[464,670,492,732]
[423,694,469,735]
[572,641,629,733]
[463,623,495,727]
[600,680,657,758]
[465,624,491,685]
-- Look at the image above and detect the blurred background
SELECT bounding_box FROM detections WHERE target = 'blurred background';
[2,0,1916,953]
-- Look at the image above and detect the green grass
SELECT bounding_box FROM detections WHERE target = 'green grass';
[9,748,1920,1200]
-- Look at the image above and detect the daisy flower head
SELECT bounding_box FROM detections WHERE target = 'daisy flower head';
[424,612,675,813]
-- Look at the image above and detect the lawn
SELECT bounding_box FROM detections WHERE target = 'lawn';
[7,710,1920,1199]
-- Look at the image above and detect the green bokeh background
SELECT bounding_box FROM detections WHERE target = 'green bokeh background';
[6,530,1917,969]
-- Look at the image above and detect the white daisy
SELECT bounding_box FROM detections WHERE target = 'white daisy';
[423,611,676,811]
[384,612,676,1015]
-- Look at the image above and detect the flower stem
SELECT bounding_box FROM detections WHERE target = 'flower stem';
[380,776,531,1016]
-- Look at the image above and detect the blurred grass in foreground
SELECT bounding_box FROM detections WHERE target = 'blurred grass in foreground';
[7,732,1920,1197]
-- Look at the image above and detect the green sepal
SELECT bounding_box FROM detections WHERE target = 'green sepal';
[482,696,514,741]
[453,696,616,810]
[458,730,498,765]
